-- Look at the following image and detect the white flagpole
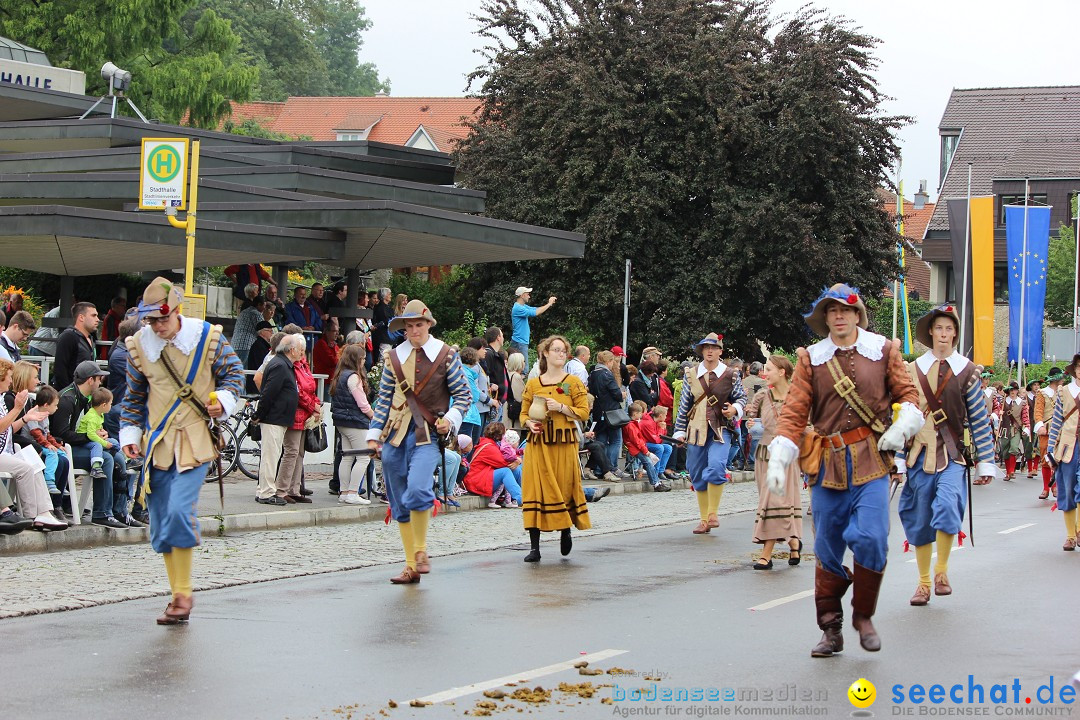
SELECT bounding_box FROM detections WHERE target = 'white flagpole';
[1018,178,1030,386]
[892,162,901,340]
[622,259,631,353]
[961,163,973,356]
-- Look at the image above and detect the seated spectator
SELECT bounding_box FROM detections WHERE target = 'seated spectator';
[641,404,676,480]
[51,361,128,528]
[463,422,522,508]
[231,284,264,365]
[76,388,127,493]
[246,321,274,394]
[8,362,72,524]
[0,310,35,363]
[0,480,33,533]
[438,436,468,508]
[630,360,660,409]
[24,385,65,500]
[0,358,67,531]
[622,400,671,492]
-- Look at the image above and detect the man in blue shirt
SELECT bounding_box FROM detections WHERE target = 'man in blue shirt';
[510,287,556,373]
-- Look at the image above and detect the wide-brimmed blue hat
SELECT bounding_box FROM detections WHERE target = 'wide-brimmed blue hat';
[388,299,437,332]
[694,332,724,356]
[804,283,868,337]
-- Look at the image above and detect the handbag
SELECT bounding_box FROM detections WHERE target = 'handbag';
[798,431,825,478]
[247,421,262,442]
[605,407,631,428]
[305,423,329,453]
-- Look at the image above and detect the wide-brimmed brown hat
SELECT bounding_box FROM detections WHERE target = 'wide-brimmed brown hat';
[136,277,184,320]
[1065,354,1080,380]
[388,299,437,332]
[915,303,960,348]
[694,333,724,356]
[803,284,868,337]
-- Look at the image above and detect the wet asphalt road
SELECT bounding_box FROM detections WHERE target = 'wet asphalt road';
[4,475,1079,719]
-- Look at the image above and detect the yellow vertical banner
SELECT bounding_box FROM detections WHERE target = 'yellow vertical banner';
[970,196,995,365]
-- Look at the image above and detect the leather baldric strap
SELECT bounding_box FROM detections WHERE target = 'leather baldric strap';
[824,357,886,434]
[388,344,451,428]
[915,364,962,463]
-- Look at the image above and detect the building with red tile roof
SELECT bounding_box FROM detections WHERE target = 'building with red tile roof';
[226,96,480,152]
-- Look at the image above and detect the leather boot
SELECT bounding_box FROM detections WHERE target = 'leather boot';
[851,563,884,652]
[810,566,851,658]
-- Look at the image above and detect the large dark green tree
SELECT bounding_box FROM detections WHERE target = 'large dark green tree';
[454,0,906,357]
[207,0,389,100]
[0,0,257,127]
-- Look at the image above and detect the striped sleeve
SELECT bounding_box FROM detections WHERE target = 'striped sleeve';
[963,372,995,465]
[1047,393,1064,458]
[118,359,149,448]
[444,351,472,434]
[673,376,696,437]
[366,363,397,441]
[211,336,245,418]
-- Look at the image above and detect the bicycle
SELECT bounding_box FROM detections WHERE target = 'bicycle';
[232,398,262,480]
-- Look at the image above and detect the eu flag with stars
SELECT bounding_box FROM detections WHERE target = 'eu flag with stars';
[1005,205,1051,364]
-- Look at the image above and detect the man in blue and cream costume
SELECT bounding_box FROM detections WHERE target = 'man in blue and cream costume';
[367,300,471,584]
[672,333,747,536]
[1046,353,1080,551]
[895,304,995,607]
[119,278,244,625]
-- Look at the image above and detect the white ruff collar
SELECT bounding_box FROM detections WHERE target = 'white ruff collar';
[915,350,970,376]
[1042,386,1056,398]
[138,316,204,363]
[807,328,886,366]
[394,336,445,364]
[696,361,728,378]
[1069,380,1080,400]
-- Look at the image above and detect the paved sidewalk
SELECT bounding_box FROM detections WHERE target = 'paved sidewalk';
[0,482,776,619]
[0,462,758,555]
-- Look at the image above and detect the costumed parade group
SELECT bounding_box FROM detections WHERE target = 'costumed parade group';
[114,278,1079,658]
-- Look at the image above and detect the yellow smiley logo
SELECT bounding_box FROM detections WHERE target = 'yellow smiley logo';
[848,678,876,708]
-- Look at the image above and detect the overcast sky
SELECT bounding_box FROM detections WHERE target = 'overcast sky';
[359,0,1080,201]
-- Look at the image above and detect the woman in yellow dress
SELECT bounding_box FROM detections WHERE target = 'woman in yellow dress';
[520,335,591,562]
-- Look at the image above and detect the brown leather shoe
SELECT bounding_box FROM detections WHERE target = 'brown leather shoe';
[414,551,430,574]
[288,495,312,504]
[706,513,720,529]
[1064,537,1077,552]
[390,566,421,584]
[934,572,952,596]
[909,584,931,606]
[692,521,711,535]
[156,593,193,625]
[281,494,296,504]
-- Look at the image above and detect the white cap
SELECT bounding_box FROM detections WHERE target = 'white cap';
[515,286,533,297]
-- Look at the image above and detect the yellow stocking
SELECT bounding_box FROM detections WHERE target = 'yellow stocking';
[171,547,193,596]
[934,531,954,576]
[399,521,416,569]
[915,544,933,587]
[411,509,432,554]
[695,490,709,522]
[1065,509,1078,540]
[706,483,725,516]
[162,552,177,594]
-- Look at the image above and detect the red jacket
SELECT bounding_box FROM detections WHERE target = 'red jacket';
[463,437,510,497]
[622,419,649,457]
[657,377,674,424]
[639,414,663,445]
[312,337,340,378]
[292,356,320,430]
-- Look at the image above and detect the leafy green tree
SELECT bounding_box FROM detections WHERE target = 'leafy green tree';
[454,0,906,357]
[1046,224,1078,327]
[0,1,256,127]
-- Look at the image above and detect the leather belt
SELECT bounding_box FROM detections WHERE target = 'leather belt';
[823,425,872,449]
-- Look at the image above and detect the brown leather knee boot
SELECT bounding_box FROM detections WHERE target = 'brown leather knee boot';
[851,563,884,652]
[811,566,852,658]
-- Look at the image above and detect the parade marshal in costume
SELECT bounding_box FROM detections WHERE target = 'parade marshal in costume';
[895,304,994,607]
[119,278,244,625]
[367,300,471,584]
[767,284,922,657]
[672,333,747,535]
[1046,354,1080,551]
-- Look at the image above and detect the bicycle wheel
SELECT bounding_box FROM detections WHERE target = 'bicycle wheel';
[236,427,262,480]
[206,424,239,482]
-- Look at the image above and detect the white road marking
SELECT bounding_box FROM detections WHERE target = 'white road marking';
[905,545,966,563]
[999,523,1036,535]
[412,648,629,704]
[748,589,814,611]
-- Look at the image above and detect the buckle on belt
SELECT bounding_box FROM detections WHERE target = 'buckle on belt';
[707,395,720,407]
[833,375,856,397]
[929,408,947,426]
[825,432,845,451]
[176,384,193,400]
